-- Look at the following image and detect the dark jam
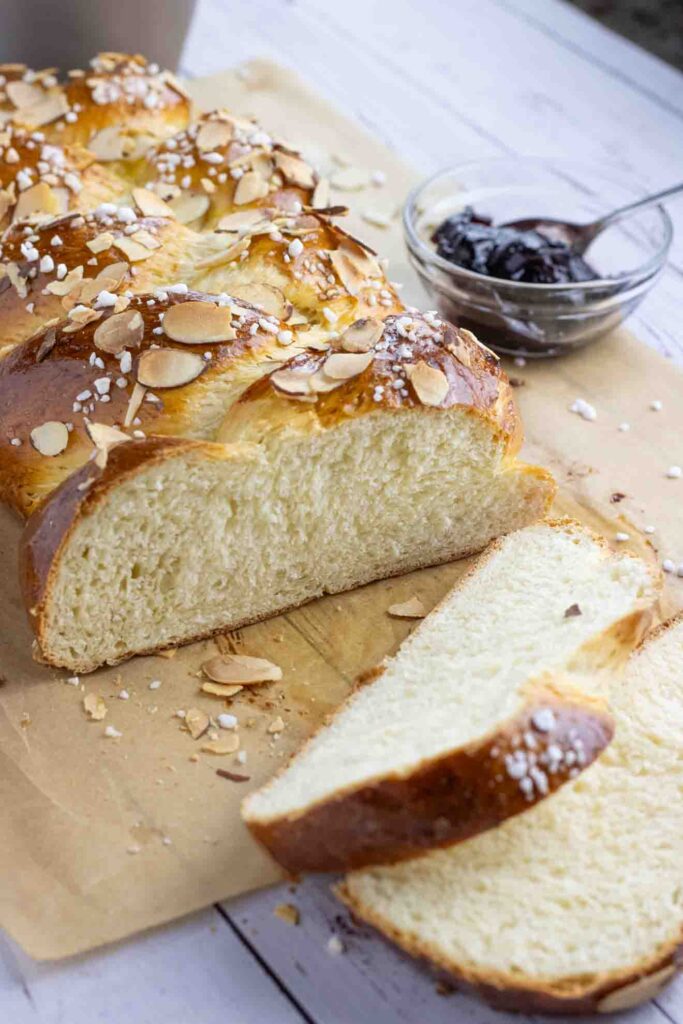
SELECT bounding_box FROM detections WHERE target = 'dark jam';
[431,207,598,285]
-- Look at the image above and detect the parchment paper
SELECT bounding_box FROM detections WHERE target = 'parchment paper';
[0,60,680,960]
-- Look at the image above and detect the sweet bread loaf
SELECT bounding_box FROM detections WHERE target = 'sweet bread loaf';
[339,614,683,1014]
[242,520,659,871]
[20,312,554,672]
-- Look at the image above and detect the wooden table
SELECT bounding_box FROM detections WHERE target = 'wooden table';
[2,1,683,1020]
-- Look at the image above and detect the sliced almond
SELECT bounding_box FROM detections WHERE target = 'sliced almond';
[323,351,373,380]
[308,371,345,394]
[0,188,13,223]
[270,367,314,396]
[340,318,384,353]
[95,261,129,290]
[132,187,175,219]
[185,707,210,740]
[196,119,233,152]
[234,171,270,206]
[136,349,206,389]
[87,126,136,162]
[45,265,84,297]
[330,166,370,191]
[274,903,299,926]
[94,309,144,354]
[458,326,499,362]
[201,682,243,698]
[15,92,68,128]
[12,182,59,223]
[311,178,330,209]
[215,209,271,236]
[406,361,449,406]
[6,80,45,109]
[327,249,364,296]
[201,654,282,685]
[128,228,161,251]
[168,192,210,225]
[162,300,236,344]
[83,692,107,720]
[123,382,146,427]
[201,735,240,755]
[85,422,131,449]
[229,283,291,321]
[267,716,285,734]
[30,420,68,456]
[388,596,426,619]
[6,261,28,298]
[112,236,154,262]
[86,231,115,254]
[273,150,315,189]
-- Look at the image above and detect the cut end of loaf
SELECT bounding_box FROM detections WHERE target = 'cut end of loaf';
[242,520,659,872]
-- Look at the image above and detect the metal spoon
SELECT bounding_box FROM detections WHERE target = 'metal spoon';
[503,180,683,254]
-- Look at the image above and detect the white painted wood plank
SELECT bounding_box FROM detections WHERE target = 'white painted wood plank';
[0,909,305,1024]
[504,0,683,115]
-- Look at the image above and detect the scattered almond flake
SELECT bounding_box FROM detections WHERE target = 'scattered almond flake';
[132,187,175,219]
[196,119,233,151]
[168,192,210,225]
[137,348,205,389]
[201,735,240,755]
[85,422,130,452]
[274,903,300,926]
[217,713,238,730]
[185,707,210,740]
[104,724,122,739]
[387,596,426,619]
[273,150,315,188]
[45,265,84,296]
[15,92,69,128]
[327,935,345,955]
[330,166,370,191]
[268,716,285,735]
[229,283,291,321]
[201,682,244,698]
[29,420,68,456]
[94,308,144,354]
[361,205,395,228]
[406,361,449,406]
[202,654,282,685]
[340,318,384,353]
[215,208,271,235]
[112,235,153,262]
[13,181,59,223]
[234,170,270,205]
[270,367,314,396]
[311,177,330,208]
[129,228,161,251]
[6,80,44,108]
[216,768,250,782]
[162,300,236,344]
[83,692,107,720]
[323,351,373,380]
[86,232,115,254]
[124,381,147,427]
[457,327,499,362]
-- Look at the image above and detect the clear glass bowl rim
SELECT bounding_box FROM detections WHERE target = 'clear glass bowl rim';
[402,158,674,294]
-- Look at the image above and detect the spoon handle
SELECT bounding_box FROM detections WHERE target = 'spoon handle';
[596,180,683,234]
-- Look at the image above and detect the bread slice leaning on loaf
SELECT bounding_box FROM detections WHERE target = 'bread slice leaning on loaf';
[339,614,683,1015]
[242,520,659,871]
[20,313,554,673]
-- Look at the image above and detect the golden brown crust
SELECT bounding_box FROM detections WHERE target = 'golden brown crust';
[246,696,615,873]
[224,311,521,450]
[0,288,289,515]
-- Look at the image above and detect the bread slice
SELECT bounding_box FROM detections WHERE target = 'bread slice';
[243,521,659,871]
[339,615,683,1014]
[21,313,554,673]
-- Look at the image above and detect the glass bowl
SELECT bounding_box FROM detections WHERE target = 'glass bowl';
[403,158,673,357]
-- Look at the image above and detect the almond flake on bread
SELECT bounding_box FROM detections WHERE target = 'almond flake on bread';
[241,521,659,872]
[339,614,683,1014]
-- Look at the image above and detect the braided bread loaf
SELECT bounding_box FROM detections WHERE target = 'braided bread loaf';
[0,53,555,670]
